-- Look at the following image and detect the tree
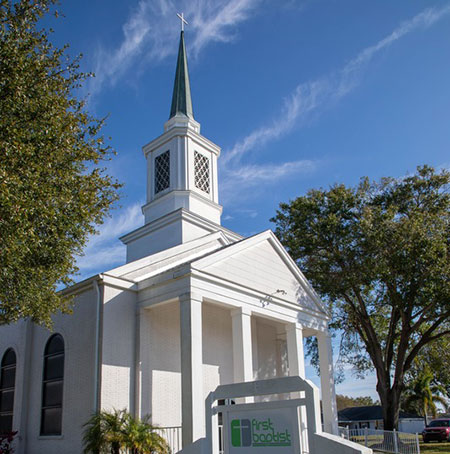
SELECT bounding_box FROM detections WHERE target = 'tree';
[0,0,120,326]
[336,395,379,412]
[271,166,450,430]
[405,337,450,402]
[402,367,448,426]
[83,409,169,454]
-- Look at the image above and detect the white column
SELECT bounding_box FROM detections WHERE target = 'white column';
[251,317,259,376]
[317,330,339,435]
[286,323,305,378]
[286,323,308,454]
[180,294,204,447]
[275,327,287,378]
[231,307,254,403]
[231,307,253,383]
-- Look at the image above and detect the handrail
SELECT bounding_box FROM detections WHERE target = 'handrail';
[154,426,182,454]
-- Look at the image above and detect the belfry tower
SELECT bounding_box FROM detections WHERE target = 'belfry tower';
[121,31,241,262]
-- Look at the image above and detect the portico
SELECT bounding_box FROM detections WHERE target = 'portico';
[113,226,339,449]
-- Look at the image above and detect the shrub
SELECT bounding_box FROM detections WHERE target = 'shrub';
[83,409,168,454]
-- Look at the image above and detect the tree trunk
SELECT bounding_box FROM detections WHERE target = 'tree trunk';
[423,403,428,427]
[378,384,401,431]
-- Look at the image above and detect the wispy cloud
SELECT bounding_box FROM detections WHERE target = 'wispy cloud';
[75,203,143,277]
[223,4,450,164]
[89,0,266,96]
[90,1,153,95]
[222,80,326,165]
[220,160,317,204]
[224,160,317,183]
[189,0,261,56]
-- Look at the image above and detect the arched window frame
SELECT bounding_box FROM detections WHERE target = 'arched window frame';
[40,334,64,436]
[0,348,16,435]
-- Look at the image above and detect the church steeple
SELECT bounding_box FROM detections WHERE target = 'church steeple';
[120,17,245,262]
[170,31,194,119]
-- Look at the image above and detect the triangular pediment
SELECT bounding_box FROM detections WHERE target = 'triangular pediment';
[191,230,328,315]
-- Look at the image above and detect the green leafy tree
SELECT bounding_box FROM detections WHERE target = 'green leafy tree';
[83,409,168,454]
[0,0,120,326]
[405,336,450,402]
[336,394,379,412]
[272,166,450,430]
[402,367,448,426]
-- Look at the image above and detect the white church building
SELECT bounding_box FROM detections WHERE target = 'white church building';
[0,30,339,454]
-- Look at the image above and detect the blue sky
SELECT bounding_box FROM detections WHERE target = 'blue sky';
[48,1,450,399]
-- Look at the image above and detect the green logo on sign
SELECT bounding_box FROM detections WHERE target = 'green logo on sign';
[230,418,291,448]
[231,419,252,447]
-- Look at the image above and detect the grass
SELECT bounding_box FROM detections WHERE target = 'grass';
[419,441,450,454]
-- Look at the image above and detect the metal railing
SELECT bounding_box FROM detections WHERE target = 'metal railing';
[156,424,223,454]
[155,426,182,454]
[339,427,420,454]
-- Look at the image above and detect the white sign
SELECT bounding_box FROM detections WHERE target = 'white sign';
[224,406,299,454]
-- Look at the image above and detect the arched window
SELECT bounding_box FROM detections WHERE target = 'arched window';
[40,334,64,436]
[0,348,16,434]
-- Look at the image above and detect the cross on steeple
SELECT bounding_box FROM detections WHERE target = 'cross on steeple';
[177,12,188,31]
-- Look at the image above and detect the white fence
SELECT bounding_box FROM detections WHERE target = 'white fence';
[339,427,420,454]
[155,426,182,454]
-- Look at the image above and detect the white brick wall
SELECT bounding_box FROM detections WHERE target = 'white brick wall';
[0,286,98,454]
[142,301,181,427]
[202,303,233,402]
[253,317,288,402]
[100,285,137,412]
[255,318,278,380]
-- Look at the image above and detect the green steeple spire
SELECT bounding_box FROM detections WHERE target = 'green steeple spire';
[170,31,194,119]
